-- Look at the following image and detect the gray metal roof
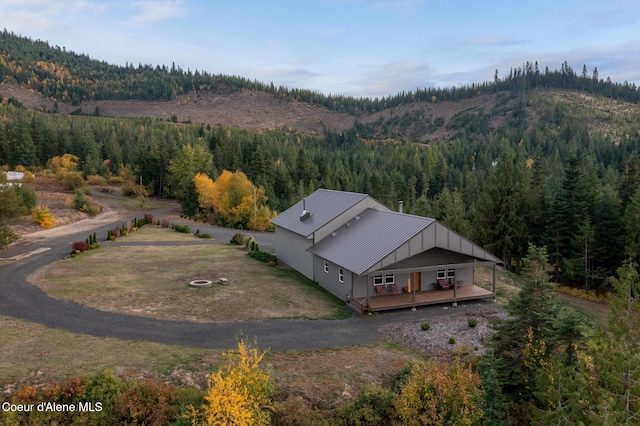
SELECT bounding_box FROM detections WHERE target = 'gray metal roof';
[271,189,371,237]
[308,208,436,275]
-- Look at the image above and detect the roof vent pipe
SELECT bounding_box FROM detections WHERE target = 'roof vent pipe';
[399,200,403,214]
[300,198,310,221]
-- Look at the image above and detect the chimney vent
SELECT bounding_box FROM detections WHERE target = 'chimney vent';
[399,200,403,214]
[299,198,310,221]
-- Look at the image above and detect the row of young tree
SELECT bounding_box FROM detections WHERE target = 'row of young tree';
[2,31,639,114]
[2,87,640,289]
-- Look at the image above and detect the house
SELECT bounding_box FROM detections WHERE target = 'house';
[272,189,502,313]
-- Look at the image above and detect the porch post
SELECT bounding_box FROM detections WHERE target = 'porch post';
[411,272,415,303]
[452,274,457,307]
[492,263,497,302]
[365,276,370,311]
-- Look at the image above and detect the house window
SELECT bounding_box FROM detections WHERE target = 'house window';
[339,268,344,283]
[385,275,395,285]
[374,275,383,286]
[437,269,455,279]
[324,259,329,273]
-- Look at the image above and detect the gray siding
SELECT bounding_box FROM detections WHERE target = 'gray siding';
[275,227,314,279]
[390,248,475,269]
[314,197,389,242]
[353,275,369,298]
[314,257,352,301]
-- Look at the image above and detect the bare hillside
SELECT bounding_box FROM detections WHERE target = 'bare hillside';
[2,80,638,142]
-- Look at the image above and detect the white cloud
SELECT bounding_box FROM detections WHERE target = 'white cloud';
[129,0,187,24]
[0,0,104,37]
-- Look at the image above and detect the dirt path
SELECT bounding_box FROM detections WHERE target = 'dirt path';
[556,292,609,324]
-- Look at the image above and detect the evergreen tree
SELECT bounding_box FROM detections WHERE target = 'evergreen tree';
[619,155,640,207]
[488,244,585,424]
[8,114,38,166]
[547,158,590,284]
[589,261,640,424]
[474,145,528,270]
[623,189,640,266]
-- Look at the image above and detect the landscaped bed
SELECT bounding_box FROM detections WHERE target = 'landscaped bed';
[30,226,350,321]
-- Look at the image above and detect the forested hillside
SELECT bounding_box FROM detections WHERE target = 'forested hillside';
[2,31,640,292]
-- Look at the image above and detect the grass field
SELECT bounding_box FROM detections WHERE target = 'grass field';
[3,223,416,408]
[0,315,211,389]
[0,314,417,411]
[31,226,350,321]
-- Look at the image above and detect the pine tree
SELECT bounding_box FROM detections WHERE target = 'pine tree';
[589,261,640,424]
[473,145,528,271]
[623,189,640,266]
[488,244,586,423]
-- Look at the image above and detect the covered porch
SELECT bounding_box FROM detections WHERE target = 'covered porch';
[349,261,498,314]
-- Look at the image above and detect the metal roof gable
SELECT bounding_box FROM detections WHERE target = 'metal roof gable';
[271,189,371,237]
[308,209,502,276]
[308,209,436,275]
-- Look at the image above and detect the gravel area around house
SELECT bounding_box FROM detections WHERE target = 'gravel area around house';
[378,303,511,359]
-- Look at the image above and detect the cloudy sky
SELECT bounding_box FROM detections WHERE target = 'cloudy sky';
[2,0,639,98]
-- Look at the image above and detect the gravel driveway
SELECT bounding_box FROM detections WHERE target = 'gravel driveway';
[0,200,505,354]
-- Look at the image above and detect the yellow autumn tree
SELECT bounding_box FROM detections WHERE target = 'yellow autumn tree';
[186,340,275,426]
[193,171,275,230]
[394,358,483,426]
[47,154,79,174]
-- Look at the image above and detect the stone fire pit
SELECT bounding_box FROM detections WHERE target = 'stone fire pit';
[189,279,213,288]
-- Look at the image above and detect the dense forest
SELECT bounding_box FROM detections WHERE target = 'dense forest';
[4,30,640,424]
[2,30,640,292]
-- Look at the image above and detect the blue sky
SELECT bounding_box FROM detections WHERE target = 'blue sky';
[2,0,639,98]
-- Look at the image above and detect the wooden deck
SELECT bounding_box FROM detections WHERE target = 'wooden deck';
[351,285,495,313]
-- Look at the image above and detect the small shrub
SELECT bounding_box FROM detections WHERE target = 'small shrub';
[231,232,245,245]
[272,396,327,426]
[83,369,128,425]
[72,241,89,252]
[173,224,191,234]
[449,337,456,344]
[244,235,256,248]
[32,205,55,229]
[144,213,153,224]
[56,170,84,190]
[161,218,170,228]
[122,182,148,197]
[108,175,123,185]
[198,233,212,239]
[335,384,396,426]
[86,204,101,215]
[0,225,18,249]
[468,318,478,328]
[86,174,107,186]
[21,170,35,183]
[13,184,37,210]
[114,380,177,426]
[421,323,430,331]
[112,228,121,238]
[248,251,276,263]
[73,188,90,211]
